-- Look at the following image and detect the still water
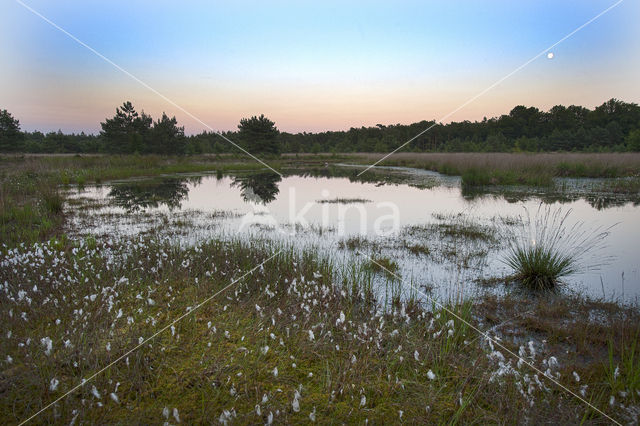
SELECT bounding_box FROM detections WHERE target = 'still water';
[67,166,640,303]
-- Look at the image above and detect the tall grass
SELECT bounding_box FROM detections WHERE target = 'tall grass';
[349,152,640,185]
[42,191,64,214]
[504,205,613,290]
[607,332,640,400]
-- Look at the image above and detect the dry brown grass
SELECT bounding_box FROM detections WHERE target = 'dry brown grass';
[347,152,640,184]
[350,152,640,170]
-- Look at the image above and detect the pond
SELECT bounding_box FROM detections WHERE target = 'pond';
[65,165,640,304]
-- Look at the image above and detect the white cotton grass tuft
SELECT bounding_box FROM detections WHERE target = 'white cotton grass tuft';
[41,337,53,355]
[427,370,436,380]
[292,389,301,412]
[91,385,101,399]
[49,378,59,391]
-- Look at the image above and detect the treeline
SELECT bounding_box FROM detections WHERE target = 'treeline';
[1,98,640,154]
[188,98,640,153]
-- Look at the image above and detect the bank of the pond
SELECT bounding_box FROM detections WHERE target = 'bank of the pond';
[1,236,638,424]
[346,152,640,187]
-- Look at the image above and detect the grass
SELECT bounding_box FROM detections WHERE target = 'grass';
[42,190,64,214]
[348,152,640,186]
[316,197,372,204]
[1,153,639,423]
[504,206,613,290]
[596,177,640,194]
[505,243,577,290]
[476,292,640,415]
[364,255,399,277]
[0,154,328,248]
[337,235,376,251]
[403,242,431,256]
[401,215,501,271]
[606,330,640,399]
[1,152,637,248]
[1,235,637,424]
[0,173,65,248]
[461,167,554,187]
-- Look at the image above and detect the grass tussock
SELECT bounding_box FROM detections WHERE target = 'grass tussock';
[337,235,378,251]
[364,255,399,276]
[42,190,64,214]
[504,205,613,290]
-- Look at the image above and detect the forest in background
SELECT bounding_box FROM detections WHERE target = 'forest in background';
[2,98,640,154]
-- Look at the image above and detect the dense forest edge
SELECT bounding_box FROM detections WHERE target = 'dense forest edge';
[2,98,640,154]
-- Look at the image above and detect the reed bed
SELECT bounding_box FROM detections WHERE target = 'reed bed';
[349,152,640,186]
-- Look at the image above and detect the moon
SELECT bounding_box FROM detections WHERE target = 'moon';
[547,52,554,59]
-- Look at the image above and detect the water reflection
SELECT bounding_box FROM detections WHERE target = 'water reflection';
[293,165,436,188]
[108,177,201,211]
[70,166,640,301]
[461,184,640,210]
[231,172,282,204]
[300,166,640,209]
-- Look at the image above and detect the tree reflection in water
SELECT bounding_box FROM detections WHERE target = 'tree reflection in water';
[108,176,201,211]
[231,172,282,204]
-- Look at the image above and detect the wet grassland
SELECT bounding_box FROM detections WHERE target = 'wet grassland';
[1,153,639,424]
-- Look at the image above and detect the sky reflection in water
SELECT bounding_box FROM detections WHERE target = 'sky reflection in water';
[69,167,640,304]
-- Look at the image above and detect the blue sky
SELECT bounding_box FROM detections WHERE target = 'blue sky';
[2,0,639,134]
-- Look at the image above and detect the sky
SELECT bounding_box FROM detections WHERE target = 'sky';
[2,0,639,135]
